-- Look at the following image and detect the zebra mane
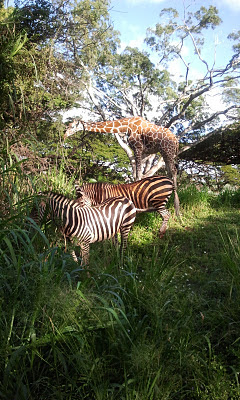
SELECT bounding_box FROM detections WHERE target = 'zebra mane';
[38,191,80,206]
[81,182,112,190]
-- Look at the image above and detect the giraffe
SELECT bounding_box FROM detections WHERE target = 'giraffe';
[64,116,179,215]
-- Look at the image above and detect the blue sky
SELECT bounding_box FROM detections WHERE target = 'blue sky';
[109,0,240,68]
[4,0,238,118]
[109,0,240,116]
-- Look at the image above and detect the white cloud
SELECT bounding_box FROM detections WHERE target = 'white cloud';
[119,36,145,51]
[126,0,165,3]
[128,37,145,48]
[167,56,203,84]
[205,87,226,113]
[167,59,185,83]
[220,0,240,11]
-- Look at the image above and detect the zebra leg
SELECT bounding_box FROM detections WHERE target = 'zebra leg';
[112,233,119,248]
[158,209,171,239]
[71,250,78,262]
[80,241,90,267]
[64,234,78,262]
[119,227,131,261]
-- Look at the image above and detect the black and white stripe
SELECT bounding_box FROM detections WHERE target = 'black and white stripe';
[31,193,136,265]
[75,176,175,238]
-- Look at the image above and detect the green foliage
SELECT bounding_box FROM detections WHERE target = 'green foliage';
[180,123,240,166]
[178,184,211,209]
[144,5,239,133]
[93,44,173,117]
[72,0,119,68]
[194,6,222,30]
[222,76,240,113]
[212,186,240,208]
[63,132,131,182]
[1,162,240,398]
[228,29,240,55]
[14,0,57,43]
[0,145,33,220]
[220,165,240,186]
[149,5,221,53]
[0,0,119,133]
[0,0,126,183]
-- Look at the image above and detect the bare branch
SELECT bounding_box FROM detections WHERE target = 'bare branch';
[143,157,165,178]
[181,105,240,136]
[114,132,136,178]
[187,27,211,76]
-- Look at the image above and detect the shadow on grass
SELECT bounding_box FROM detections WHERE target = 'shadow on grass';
[1,204,240,400]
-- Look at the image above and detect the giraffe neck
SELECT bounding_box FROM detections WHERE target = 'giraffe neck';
[81,119,131,135]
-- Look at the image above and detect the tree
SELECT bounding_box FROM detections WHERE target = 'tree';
[179,123,240,165]
[93,46,173,118]
[1,2,239,183]
[145,6,240,134]
[0,0,119,135]
[68,5,239,181]
[67,46,178,179]
[0,0,122,181]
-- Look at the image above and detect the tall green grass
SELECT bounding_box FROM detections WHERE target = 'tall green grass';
[1,222,240,399]
[1,161,240,399]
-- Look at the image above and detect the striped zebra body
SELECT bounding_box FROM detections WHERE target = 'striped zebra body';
[75,176,175,238]
[31,193,136,265]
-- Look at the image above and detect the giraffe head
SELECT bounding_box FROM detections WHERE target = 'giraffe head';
[64,120,84,140]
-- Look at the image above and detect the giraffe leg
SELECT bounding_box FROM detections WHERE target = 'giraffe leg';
[165,160,180,217]
[134,150,143,180]
[172,173,180,217]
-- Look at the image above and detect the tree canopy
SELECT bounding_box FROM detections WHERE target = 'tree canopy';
[179,123,240,165]
[0,0,239,182]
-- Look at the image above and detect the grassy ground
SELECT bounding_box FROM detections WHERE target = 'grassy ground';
[0,162,240,399]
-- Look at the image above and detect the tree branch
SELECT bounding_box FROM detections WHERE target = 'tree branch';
[114,132,136,178]
[181,105,240,136]
[143,157,165,178]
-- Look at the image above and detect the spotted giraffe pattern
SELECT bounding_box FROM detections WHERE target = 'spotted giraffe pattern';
[64,116,179,214]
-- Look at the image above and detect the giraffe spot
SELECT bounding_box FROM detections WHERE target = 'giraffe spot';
[113,121,121,128]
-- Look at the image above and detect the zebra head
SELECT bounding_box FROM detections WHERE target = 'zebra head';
[29,192,52,225]
[75,185,92,207]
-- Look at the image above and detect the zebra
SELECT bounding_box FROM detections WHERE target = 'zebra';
[75,176,176,238]
[30,192,136,266]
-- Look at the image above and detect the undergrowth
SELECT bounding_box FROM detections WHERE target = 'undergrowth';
[0,158,240,399]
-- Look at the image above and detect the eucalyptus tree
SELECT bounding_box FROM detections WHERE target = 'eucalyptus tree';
[75,5,239,179]
[145,6,240,137]
[91,46,173,118]
[73,46,177,178]
[221,29,240,119]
